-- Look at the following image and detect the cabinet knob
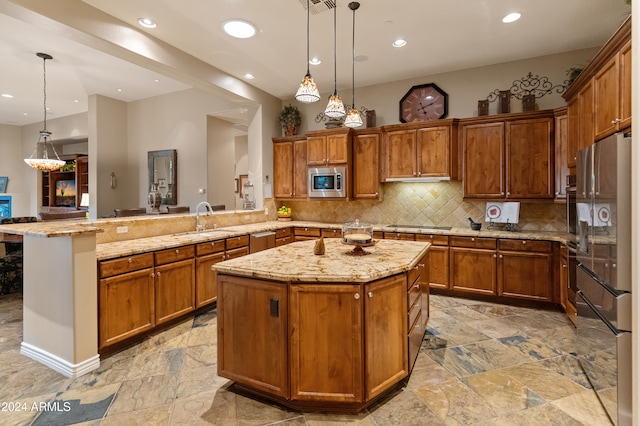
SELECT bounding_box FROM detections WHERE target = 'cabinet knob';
[128,258,133,263]
[493,254,497,258]
[156,271,161,276]
[151,272,155,278]
[418,264,425,268]
[499,254,503,258]
[562,264,567,268]
[501,192,505,196]
[414,284,420,289]
[374,192,379,196]
[368,291,373,298]
[612,263,617,269]
[471,237,475,242]
[611,118,621,124]
[175,249,180,254]
[522,240,526,245]
[354,293,360,300]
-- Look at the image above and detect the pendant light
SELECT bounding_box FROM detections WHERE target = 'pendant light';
[324,2,345,118]
[344,2,363,128]
[24,53,65,171]
[295,0,320,103]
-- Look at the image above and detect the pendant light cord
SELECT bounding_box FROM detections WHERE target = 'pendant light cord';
[332,3,337,96]
[305,0,311,75]
[42,55,48,131]
[351,3,356,108]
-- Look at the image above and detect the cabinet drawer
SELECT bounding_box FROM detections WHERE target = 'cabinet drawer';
[99,253,154,278]
[196,239,225,256]
[415,234,449,246]
[276,235,293,246]
[384,232,415,241]
[407,280,420,309]
[498,239,552,253]
[450,236,496,249]
[408,293,421,331]
[408,264,422,289]
[226,235,249,250]
[155,245,195,266]
[275,228,292,239]
[294,227,321,237]
[321,228,342,238]
[373,231,384,239]
[226,246,249,260]
[408,310,423,369]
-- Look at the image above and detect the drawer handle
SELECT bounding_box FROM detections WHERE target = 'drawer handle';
[354,293,360,300]
[471,237,475,242]
[522,241,526,245]
[175,249,180,254]
[418,263,425,268]
[414,284,419,289]
[368,291,373,298]
[128,258,132,263]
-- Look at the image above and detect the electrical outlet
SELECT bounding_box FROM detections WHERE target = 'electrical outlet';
[116,226,128,233]
[244,215,250,220]
[265,207,269,215]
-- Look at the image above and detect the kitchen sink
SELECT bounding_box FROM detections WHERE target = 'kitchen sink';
[387,224,452,230]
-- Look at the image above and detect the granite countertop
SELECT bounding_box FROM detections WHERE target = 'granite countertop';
[212,238,430,283]
[0,219,102,238]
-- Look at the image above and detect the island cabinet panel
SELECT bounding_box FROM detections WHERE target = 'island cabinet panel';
[497,239,554,302]
[364,275,408,400]
[99,268,155,350]
[290,283,363,403]
[449,237,497,295]
[462,122,505,198]
[416,234,449,289]
[353,131,381,199]
[217,275,288,398]
[154,246,195,324]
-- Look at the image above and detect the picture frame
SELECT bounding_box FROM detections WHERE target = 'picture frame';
[55,179,76,207]
[234,178,239,193]
[239,174,248,198]
[158,178,167,188]
[0,177,7,193]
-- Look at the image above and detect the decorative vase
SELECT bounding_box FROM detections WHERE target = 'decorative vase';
[148,183,162,212]
[285,125,297,136]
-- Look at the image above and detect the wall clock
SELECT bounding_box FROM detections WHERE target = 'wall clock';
[399,83,448,123]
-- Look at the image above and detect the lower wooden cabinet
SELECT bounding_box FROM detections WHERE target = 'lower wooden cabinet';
[497,239,554,302]
[195,240,225,308]
[276,228,293,246]
[294,227,321,241]
[416,234,449,289]
[217,275,289,398]
[449,237,497,295]
[154,257,196,325]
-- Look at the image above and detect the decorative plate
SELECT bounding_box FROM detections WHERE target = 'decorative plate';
[487,204,502,220]
[598,206,610,223]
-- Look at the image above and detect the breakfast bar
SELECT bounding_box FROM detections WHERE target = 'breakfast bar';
[213,238,430,412]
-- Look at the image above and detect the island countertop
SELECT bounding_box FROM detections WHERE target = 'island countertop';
[212,238,430,283]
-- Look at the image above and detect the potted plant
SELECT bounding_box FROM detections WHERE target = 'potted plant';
[279,104,301,136]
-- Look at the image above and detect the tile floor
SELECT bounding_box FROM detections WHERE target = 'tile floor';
[0,292,614,425]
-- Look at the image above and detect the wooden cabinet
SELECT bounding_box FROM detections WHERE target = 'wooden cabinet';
[217,275,289,398]
[462,113,554,199]
[195,239,225,308]
[564,81,595,170]
[416,234,449,290]
[98,253,155,350]
[554,108,569,199]
[225,234,250,260]
[275,227,293,246]
[353,130,381,199]
[365,275,408,400]
[273,137,307,199]
[559,244,577,326]
[383,232,415,241]
[406,257,427,371]
[154,245,196,325]
[383,121,457,180]
[497,239,555,302]
[307,129,351,165]
[290,283,363,403]
[321,228,342,238]
[42,154,89,208]
[294,227,321,241]
[449,237,497,295]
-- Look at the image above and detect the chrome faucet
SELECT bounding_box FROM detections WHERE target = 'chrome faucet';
[195,201,212,232]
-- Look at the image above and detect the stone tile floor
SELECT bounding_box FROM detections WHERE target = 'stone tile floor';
[0,292,613,425]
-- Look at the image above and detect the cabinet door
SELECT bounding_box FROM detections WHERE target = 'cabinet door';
[498,251,554,302]
[353,133,380,199]
[566,97,579,170]
[99,268,154,349]
[195,252,224,308]
[554,112,568,199]
[417,126,450,177]
[155,258,195,324]
[559,246,568,311]
[426,245,449,289]
[594,55,620,140]
[506,118,554,199]
[386,130,417,178]
[578,81,594,151]
[307,136,327,165]
[462,122,504,198]
[327,133,349,164]
[292,139,308,198]
[365,275,408,400]
[290,283,363,403]
[449,247,496,295]
[217,275,288,398]
[619,41,632,130]
[273,142,293,198]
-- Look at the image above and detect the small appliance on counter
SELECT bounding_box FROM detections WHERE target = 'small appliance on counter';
[342,219,374,255]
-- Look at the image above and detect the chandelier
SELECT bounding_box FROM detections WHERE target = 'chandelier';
[344,2,363,128]
[24,52,65,172]
[295,0,320,103]
[324,2,345,118]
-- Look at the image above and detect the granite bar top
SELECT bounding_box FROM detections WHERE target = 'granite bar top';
[0,219,102,238]
[213,238,430,283]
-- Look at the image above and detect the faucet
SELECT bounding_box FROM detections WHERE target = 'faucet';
[195,201,213,232]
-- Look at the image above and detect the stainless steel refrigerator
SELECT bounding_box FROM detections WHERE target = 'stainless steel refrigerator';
[575,131,632,426]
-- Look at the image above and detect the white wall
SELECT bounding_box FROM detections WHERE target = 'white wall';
[289,48,600,132]
[234,135,249,210]
[206,116,236,210]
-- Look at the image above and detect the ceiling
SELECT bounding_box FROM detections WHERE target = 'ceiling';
[0,0,631,127]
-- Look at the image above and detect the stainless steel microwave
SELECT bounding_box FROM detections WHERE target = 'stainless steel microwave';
[308,167,346,198]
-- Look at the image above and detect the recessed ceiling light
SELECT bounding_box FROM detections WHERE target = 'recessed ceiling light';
[222,19,257,39]
[74,99,79,103]
[116,88,123,92]
[310,58,321,65]
[154,79,160,83]
[138,18,157,28]
[23,112,28,116]
[392,39,407,48]
[502,12,521,23]
[244,73,255,79]
[1,93,13,98]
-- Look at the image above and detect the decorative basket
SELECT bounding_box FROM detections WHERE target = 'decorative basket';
[277,212,292,221]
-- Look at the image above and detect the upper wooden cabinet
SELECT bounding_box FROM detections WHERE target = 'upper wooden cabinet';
[273,136,308,199]
[307,128,352,166]
[563,16,630,164]
[381,119,458,181]
[554,108,569,199]
[461,111,554,200]
[353,130,381,199]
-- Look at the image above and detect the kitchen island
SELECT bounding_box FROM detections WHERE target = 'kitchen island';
[213,238,430,412]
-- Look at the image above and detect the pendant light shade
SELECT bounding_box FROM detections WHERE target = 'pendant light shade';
[24,53,65,171]
[324,3,345,118]
[295,0,320,103]
[344,1,363,128]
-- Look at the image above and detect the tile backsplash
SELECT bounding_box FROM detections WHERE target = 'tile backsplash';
[273,181,567,232]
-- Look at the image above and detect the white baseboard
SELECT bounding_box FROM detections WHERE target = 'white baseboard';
[20,342,100,378]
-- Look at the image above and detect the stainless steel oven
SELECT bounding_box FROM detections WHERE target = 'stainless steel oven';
[308,167,346,198]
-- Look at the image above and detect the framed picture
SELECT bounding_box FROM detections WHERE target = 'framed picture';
[239,174,248,198]
[0,177,7,193]
[55,179,76,206]
[158,178,167,188]
[234,178,239,193]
